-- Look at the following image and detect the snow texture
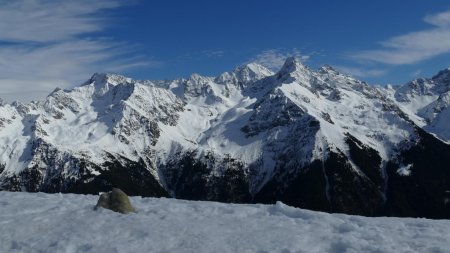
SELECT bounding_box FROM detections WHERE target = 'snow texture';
[392,68,450,141]
[396,164,413,176]
[0,191,449,253]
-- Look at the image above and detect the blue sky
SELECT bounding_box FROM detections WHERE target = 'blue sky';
[1,0,450,102]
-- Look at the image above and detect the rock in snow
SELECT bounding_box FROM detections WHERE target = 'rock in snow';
[0,191,449,253]
[95,188,136,214]
[0,58,450,218]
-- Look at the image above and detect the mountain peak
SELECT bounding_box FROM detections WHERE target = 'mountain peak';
[274,57,311,83]
[87,73,132,87]
[187,73,212,85]
[233,63,273,80]
[432,67,450,83]
[318,65,339,75]
[215,62,273,86]
[278,57,308,75]
[188,73,205,80]
[236,62,273,75]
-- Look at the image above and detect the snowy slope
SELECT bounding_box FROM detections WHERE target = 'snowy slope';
[1,191,449,253]
[0,58,449,218]
[392,68,450,141]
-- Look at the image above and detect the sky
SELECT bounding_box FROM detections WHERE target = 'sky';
[1,0,450,102]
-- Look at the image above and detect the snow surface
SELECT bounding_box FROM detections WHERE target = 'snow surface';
[0,191,449,253]
[396,164,413,176]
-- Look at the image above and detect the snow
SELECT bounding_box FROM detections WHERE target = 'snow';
[392,75,450,141]
[277,63,415,162]
[0,191,449,253]
[397,164,413,176]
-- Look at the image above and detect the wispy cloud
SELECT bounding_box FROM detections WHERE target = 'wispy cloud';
[350,8,450,65]
[249,49,312,70]
[203,50,225,58]
[412,69,423,78]
[334,66,387,79]
[0,0,154,103]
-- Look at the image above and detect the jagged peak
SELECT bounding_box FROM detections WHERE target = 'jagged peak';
[316,65,365,88]
[11,100,25,107]
[48,87,63,96]
[279,57,307,73]
[406,77,431,89]
[86,73,133,87]
[234,62,273,76]
[395,67,450,96]
[215,62,273,85]
[432,67,450,83]
[399,77,433,91]
[187,73,211,82]
[10,100,30,115]
[318,65,339,75]
[394,77,435,102]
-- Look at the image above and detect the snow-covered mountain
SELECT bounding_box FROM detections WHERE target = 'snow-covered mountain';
[0,57,449,218]
[391,68,450,141]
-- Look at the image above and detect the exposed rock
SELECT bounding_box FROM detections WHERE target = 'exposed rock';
[94,188,136,214]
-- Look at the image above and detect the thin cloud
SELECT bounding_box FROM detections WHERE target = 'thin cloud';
[424,10,450,27]
[0,1,121,43]
[203,50,225,58]
[350,9,450,65]
[0,0,155,103]
[249,49,311,70]
[412,69,423,77]
[334,66,387,78]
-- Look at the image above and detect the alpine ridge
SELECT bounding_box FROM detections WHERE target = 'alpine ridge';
[0,57,449,218]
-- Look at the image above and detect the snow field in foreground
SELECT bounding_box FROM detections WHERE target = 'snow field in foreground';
[0,191,449,253]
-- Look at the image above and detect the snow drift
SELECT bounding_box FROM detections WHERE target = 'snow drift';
[0,191,449,253]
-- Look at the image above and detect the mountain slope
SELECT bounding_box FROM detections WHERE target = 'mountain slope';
[392,68,450,141]
[0,58,449,218]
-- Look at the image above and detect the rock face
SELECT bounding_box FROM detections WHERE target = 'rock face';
[95,188,136,214]
[0,58,450,218]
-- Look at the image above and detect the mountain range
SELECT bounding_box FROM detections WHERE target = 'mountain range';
[0,57,449,218]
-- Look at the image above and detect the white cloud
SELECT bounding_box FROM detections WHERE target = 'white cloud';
[0,1,121,43]
[335,66,387,78]
[350,9,450,65]
[424,10,450,27]
[412,69,423,77]
[0,0,154,103]
[249,49,311,70]
[203,50,225,58]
